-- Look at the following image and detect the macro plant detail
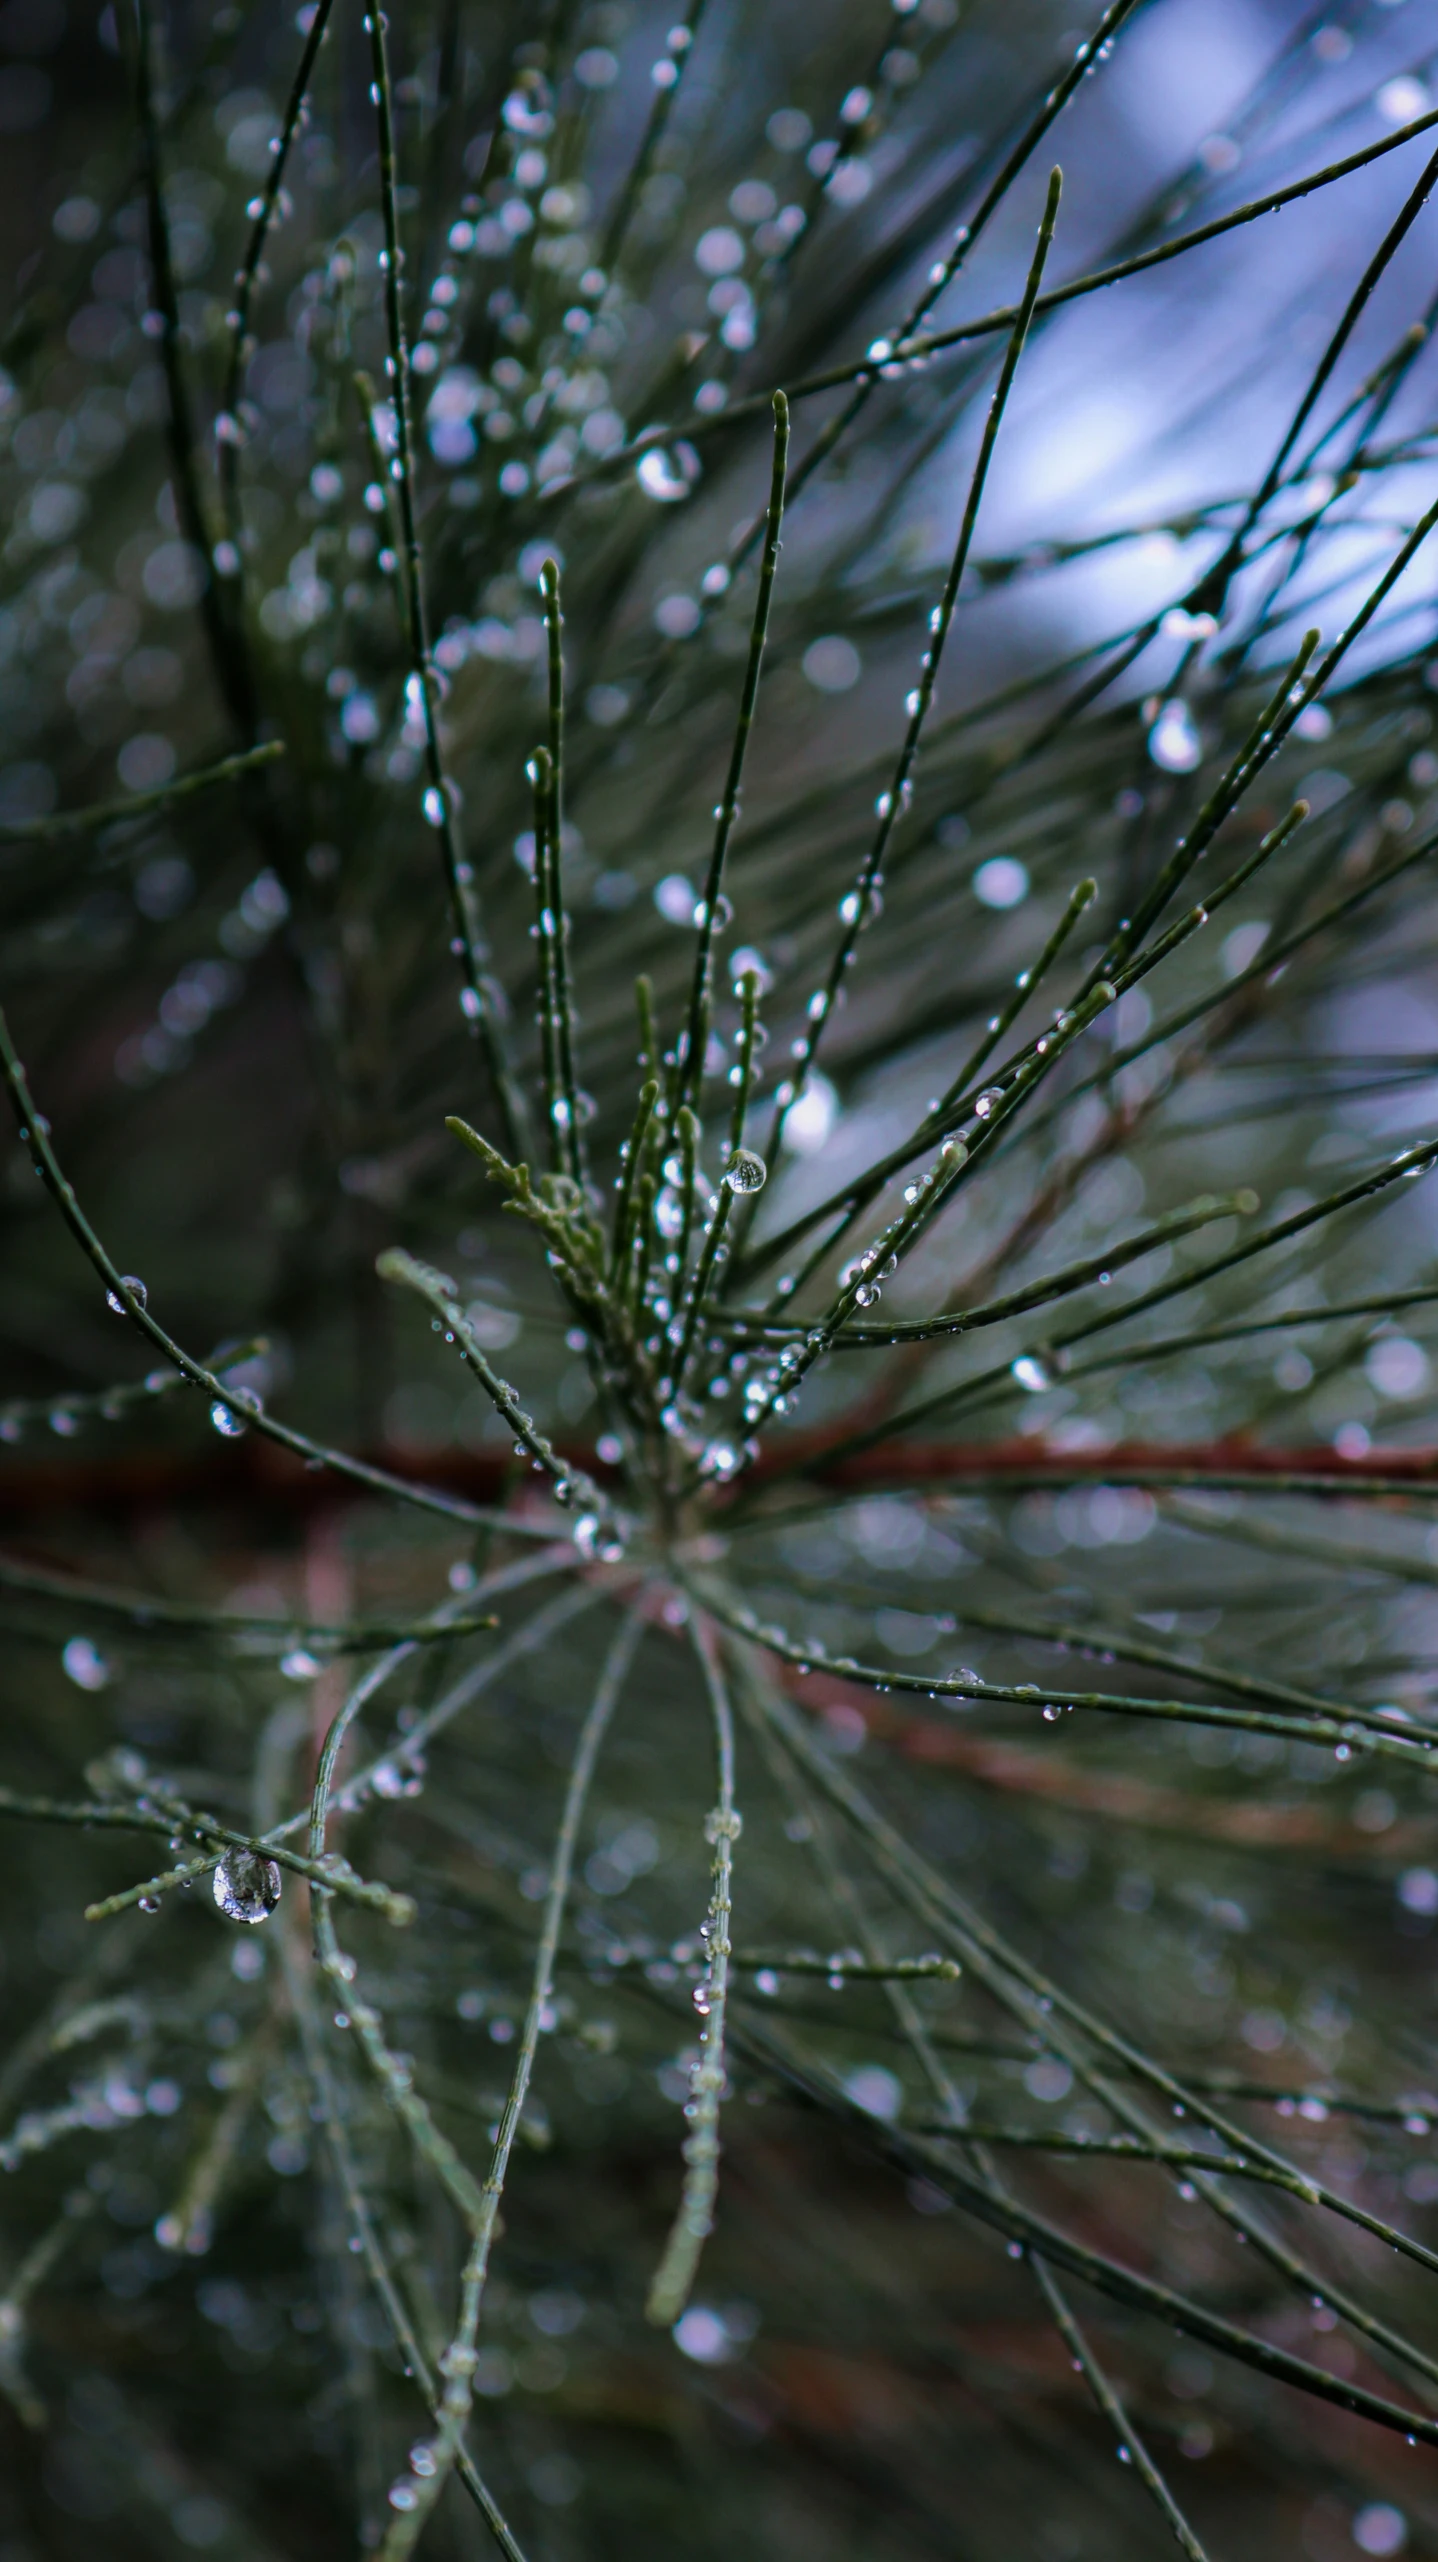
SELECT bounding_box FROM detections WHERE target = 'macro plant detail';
[7,1,1438,2557]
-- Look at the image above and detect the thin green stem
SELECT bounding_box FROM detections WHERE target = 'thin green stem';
[678,394,789,1117]
[377,1609,645,2554]
[675,1173,735,1394]
[0,1012,504,1530]
[217,0,337,562]
[539,559,586,1183]
[130,0,256,736]
[362,5,525,1156]
[1030,2258,1213,2562]
[0,742,284,842]
[645,1614,739,2325]
[764,171,1063,1162]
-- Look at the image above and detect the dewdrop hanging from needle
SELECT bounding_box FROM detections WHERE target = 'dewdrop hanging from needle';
[213,1849,282,1925]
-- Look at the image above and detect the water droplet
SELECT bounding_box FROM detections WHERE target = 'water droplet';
[107,1275,147,1313]
[636,448,691,504]
[388,2481,420,2512]
[372,1759,410,1800]
[974,1089,1001,1121]
[280,1648,321,1681]
[63,1635,110,1691]
[1011,1355,1052,1394]
[1147,699,1202,773]
[724,1148,767,1194]
[212,1849,282,1925]
[211,1401,246,1438]
[854,1282,880,1308]
[138,1895,161,1914]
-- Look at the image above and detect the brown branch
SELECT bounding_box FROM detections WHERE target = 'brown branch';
[2,1429,1437,1523]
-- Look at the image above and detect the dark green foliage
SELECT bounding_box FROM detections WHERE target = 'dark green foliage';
[4,4,1438,2558]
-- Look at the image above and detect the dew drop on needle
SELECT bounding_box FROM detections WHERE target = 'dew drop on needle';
[213,1849,282,1925]
[1147,698,1201,773]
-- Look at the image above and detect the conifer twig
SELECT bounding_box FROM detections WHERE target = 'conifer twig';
[645,1613,740,2325]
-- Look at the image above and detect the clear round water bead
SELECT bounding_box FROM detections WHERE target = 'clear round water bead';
[107,1274,147,1313]
[724,1148,767,1193]
[213,1849,282,1926]
[1147,698,1201,773]
[1011,1354,1053,1393]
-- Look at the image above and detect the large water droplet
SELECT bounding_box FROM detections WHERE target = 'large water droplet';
[974,1089,1001,1121]
[212,1849,281,1925]
[211,1401,247,1438]
[724,1148,767,1194]
[1147,699,1201,773]
[107,1274,147,1313]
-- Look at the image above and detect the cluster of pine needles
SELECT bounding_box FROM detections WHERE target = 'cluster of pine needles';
[7,0,1438,2555]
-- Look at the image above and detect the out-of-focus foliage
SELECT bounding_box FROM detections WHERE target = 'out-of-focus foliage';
[6,3,1438,2558]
